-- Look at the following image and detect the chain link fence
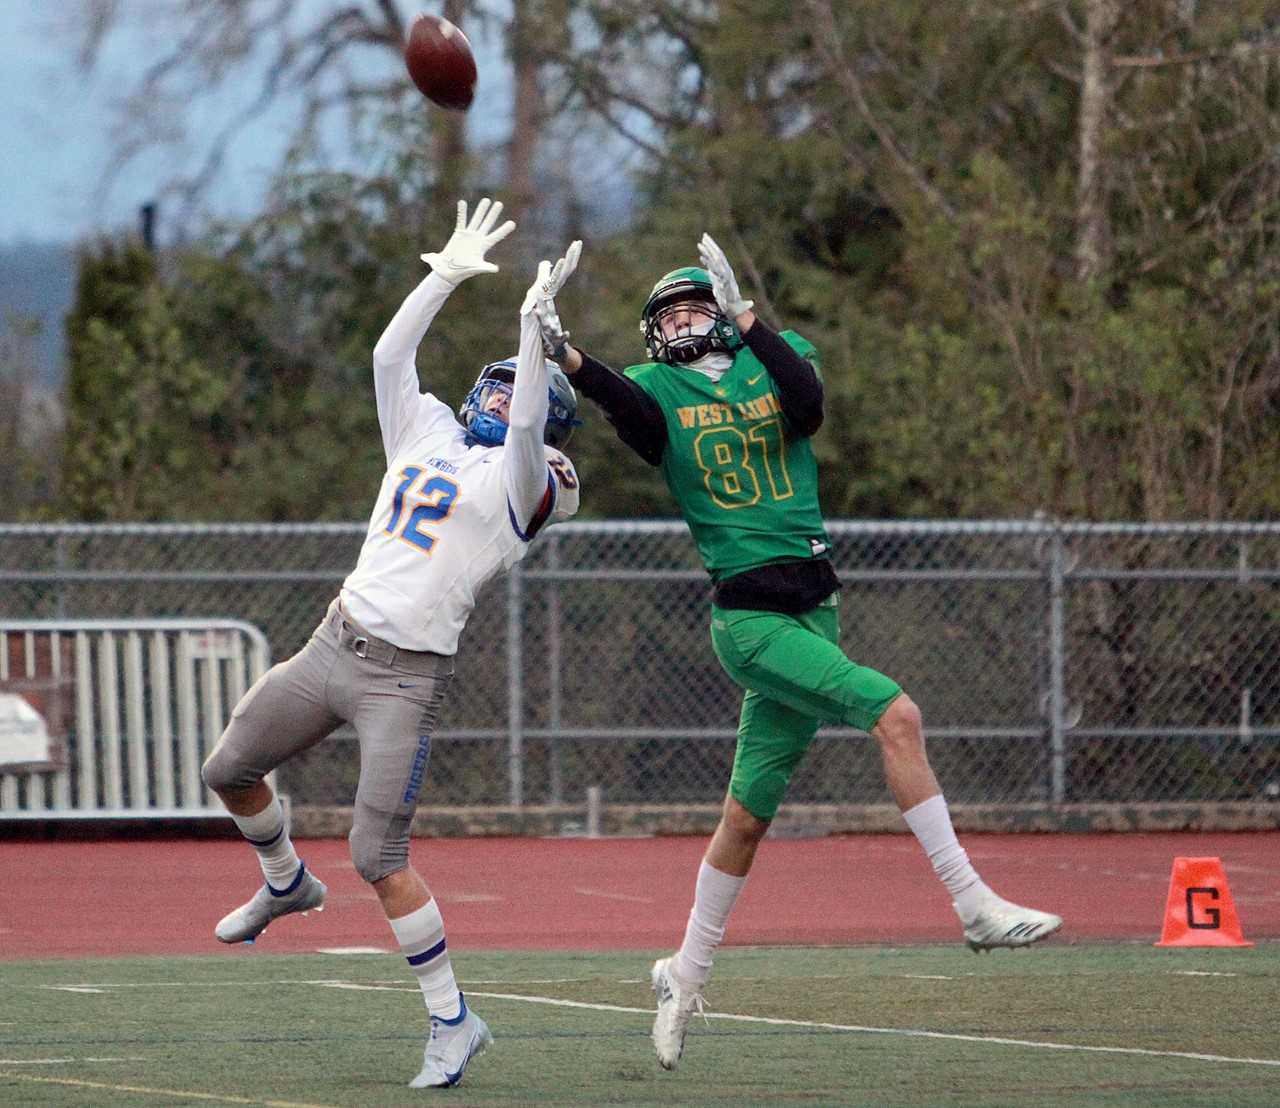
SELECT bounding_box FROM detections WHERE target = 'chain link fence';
[1,521,1277,813]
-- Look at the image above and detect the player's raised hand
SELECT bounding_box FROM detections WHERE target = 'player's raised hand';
[524,240,582,361]
[697,233,754,319]
[421,198,517,285]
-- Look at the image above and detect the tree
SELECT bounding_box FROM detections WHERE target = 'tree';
[0,314,61,520]
[71,0,572,229]
[62,239,231,520]
[61,1,1280,523]
[145,141,561,520]
[558,0,1280,520]
[75,0,417,212]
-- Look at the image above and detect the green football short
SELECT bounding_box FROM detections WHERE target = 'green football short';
[710,597,902,821]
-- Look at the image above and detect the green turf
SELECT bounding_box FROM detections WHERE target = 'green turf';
[2,944,1278,1106]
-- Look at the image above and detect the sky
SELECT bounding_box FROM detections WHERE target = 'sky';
[0,4,241,243]
[0,1,518,390]
[0,2,514,246]
[0,0,635,390]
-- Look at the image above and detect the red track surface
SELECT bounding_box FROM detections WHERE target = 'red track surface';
[5,833,1277,960]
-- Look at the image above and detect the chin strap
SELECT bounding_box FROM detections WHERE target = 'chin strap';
[654,314,743,365]
[665,335,719,364]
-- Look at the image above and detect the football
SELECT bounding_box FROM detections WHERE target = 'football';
[404,13,477,111]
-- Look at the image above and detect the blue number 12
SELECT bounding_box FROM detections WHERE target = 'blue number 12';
[386,467,460,555]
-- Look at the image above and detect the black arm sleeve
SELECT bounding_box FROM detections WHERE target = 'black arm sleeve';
[740,319,824,436]
[567,351,667,466]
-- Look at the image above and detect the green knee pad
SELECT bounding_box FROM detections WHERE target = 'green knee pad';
[731,766,793,821]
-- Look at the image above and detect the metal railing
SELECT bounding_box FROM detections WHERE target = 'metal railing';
[0,620,269,817]
[1,520,1276,814]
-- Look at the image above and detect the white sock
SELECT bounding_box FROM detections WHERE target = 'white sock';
[674,861,747,986]
[389,899,462,1021]
[901,793,988,916]
[229,796,302,890]
[901,793,991,919]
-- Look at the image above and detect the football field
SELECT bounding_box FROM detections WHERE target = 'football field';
[5,945,1279,1107]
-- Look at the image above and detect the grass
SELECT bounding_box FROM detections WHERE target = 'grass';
[2,944,1279,1106]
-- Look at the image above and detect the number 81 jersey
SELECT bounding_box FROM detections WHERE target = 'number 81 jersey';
[340,395,580,654]
[624,330,829,583]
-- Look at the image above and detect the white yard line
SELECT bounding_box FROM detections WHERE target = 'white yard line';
[0,1057,145,1064]
[0,1072,337,1108]
[307,981,1280,1068]
[22,975,1280,1071]
[459,989,1280,1070]
[31,979,348,990]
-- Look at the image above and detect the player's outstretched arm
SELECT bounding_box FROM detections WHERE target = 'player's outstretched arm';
[534,284,668,467]
[506,244,580,535]
[372,198,517,460]
[698,232,823,437]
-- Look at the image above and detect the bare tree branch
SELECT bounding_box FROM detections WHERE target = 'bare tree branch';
[1056,1,1086,46]
[805,0,957,223]
[1075,0,1118,281]
[1112,41,1280,68]
[1046,59,1082,84]
[371,0,407,39]
[724,224,778,326]
[574,80,693,170]
[561,64,687,133]
[72,0,427,213]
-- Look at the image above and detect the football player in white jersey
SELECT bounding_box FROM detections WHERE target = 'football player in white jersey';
[202,198,582,1089]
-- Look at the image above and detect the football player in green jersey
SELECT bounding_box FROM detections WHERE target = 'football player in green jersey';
[535,234,1062,1070]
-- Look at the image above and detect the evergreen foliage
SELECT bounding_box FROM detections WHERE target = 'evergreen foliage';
[63,240,229,520]
[52,1,1280,522]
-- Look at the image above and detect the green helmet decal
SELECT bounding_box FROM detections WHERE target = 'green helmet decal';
[640,267,742,365]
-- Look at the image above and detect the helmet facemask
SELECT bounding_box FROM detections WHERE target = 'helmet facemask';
[461,362,515,447]
[640,268,742,365]
[460,359,582,449]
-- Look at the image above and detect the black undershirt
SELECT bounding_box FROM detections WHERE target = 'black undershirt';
[566,318,838,613]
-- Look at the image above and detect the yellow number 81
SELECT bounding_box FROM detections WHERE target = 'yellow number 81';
[694,420,795,509]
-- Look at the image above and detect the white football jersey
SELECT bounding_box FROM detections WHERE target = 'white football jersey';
[340,272,581,654]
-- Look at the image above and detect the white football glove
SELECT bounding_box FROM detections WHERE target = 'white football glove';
[421,198,517,285]
[523,240,582,360]
[697,232,754,318]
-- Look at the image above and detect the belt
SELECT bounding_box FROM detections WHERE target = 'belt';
[328,603,451,677]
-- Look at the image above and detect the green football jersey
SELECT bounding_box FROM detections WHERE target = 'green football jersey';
[625,331,832,580]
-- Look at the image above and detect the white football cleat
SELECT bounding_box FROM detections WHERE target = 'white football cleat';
[409,995,492,1088]
[956,892,1062,952]
[214,865,326,944]
[650,956,706,1071]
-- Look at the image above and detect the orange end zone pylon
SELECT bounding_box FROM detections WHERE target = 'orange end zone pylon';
[1155,856,1252,948]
